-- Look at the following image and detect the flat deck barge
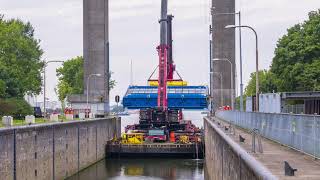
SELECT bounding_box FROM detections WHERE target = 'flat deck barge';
[106,143,204,158]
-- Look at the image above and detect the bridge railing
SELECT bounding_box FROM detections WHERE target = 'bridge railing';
[216,111,320,159]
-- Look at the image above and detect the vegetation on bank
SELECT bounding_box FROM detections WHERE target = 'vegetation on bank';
[0,15,43,98]
[0,15,43,118]
[244,10,320,96]
[56,56,116,105]
[0,98,33,119]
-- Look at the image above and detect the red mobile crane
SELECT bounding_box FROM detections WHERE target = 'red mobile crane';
[124,0,204,144]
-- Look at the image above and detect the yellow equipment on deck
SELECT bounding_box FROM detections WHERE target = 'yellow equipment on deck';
[179,135,190,144]
[121,133,144,144]
[148,80,187,86]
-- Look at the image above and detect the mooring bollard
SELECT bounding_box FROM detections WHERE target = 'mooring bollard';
[25,115,35,124]
[2,116,13,127]
[50,114,59,122]
[79,113,86,120]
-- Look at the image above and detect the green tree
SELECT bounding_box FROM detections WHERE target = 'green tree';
[244,70,277,96]
[0,15,44,98]
[56,56,116,103]
[270,10,320,91]
[244,10,320,95]
[0,98,33,119]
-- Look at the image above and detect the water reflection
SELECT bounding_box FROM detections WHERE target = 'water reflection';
[67,159,204,180]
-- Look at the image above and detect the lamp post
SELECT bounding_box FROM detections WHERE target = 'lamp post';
[211,10,244,111]
[212,58,234,110]
[43,60,64,116]
[209,72,223,110]
[225,25,260,111]
[86,74,102,109]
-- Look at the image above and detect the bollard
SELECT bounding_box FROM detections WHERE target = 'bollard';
[25,115,35,124]
[50,114,59,122]
[2,116,13,127]
[66,114,74,121]
[79,113,86,119]
[251,128,263,153]
[89,113,94,119]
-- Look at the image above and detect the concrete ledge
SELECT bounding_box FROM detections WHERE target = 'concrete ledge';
[204,117,277,180]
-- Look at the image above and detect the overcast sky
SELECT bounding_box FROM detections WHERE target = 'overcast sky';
[1,0,320,105]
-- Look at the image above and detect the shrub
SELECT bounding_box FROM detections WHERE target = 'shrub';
[0,98,33,119]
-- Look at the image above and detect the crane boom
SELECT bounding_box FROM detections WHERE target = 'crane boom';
[157,0,168,109]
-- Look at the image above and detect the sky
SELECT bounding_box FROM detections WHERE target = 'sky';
[1,0,320,106]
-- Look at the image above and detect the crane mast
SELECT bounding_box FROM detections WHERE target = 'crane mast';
[157,0,169,109]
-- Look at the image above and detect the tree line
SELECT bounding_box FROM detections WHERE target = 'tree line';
[245,10,320,96]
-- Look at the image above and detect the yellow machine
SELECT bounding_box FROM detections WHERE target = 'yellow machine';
[179,135,190,144]
[121,133,144,144]
[148,80,188,86]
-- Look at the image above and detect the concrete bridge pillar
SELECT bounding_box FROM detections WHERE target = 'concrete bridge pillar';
[69,0,110,116]
[211,0,235,110]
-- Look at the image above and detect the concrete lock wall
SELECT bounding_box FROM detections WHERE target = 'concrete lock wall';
[0,117,120,180]
[204,117,275,180]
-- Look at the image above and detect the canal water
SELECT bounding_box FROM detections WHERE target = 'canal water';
[67,111,207,180]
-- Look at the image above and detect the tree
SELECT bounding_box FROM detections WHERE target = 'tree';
[270,10,320,92]
[244,70,277,96]
[0,15,44,98]
[244,10,320,95]
[0,98,33,119]
[56,56,116,103]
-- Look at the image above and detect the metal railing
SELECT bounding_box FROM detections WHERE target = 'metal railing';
[204,117,277,180]
[282,104,305,114]
[216,111,320,159]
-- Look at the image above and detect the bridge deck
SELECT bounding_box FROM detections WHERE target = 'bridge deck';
[214,116,320,179]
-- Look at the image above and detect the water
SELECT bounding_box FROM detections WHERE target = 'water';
[68,111,206,180]
[67,159,204,180]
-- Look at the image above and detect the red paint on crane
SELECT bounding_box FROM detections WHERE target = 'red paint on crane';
[157,44,168,109]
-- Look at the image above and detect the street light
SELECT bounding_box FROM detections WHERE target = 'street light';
[43,60,64,116]
[225,25,260,111]
[211,10,244,111]
[212,58,234,110]
[209,71,223,110]
[86,73,102,109]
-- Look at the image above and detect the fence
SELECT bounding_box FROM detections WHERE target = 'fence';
[216,111,320,159]
[282,104,305,114]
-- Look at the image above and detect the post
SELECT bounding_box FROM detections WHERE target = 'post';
[43,60,64,116]
[225,25,259,111]
[210,39,213,114]
[313,113,317,159]
[238,12,244,111]
[255,31,259,111]
[43,67,46,116]
[209,25,213,115]
[212,58,234,109]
